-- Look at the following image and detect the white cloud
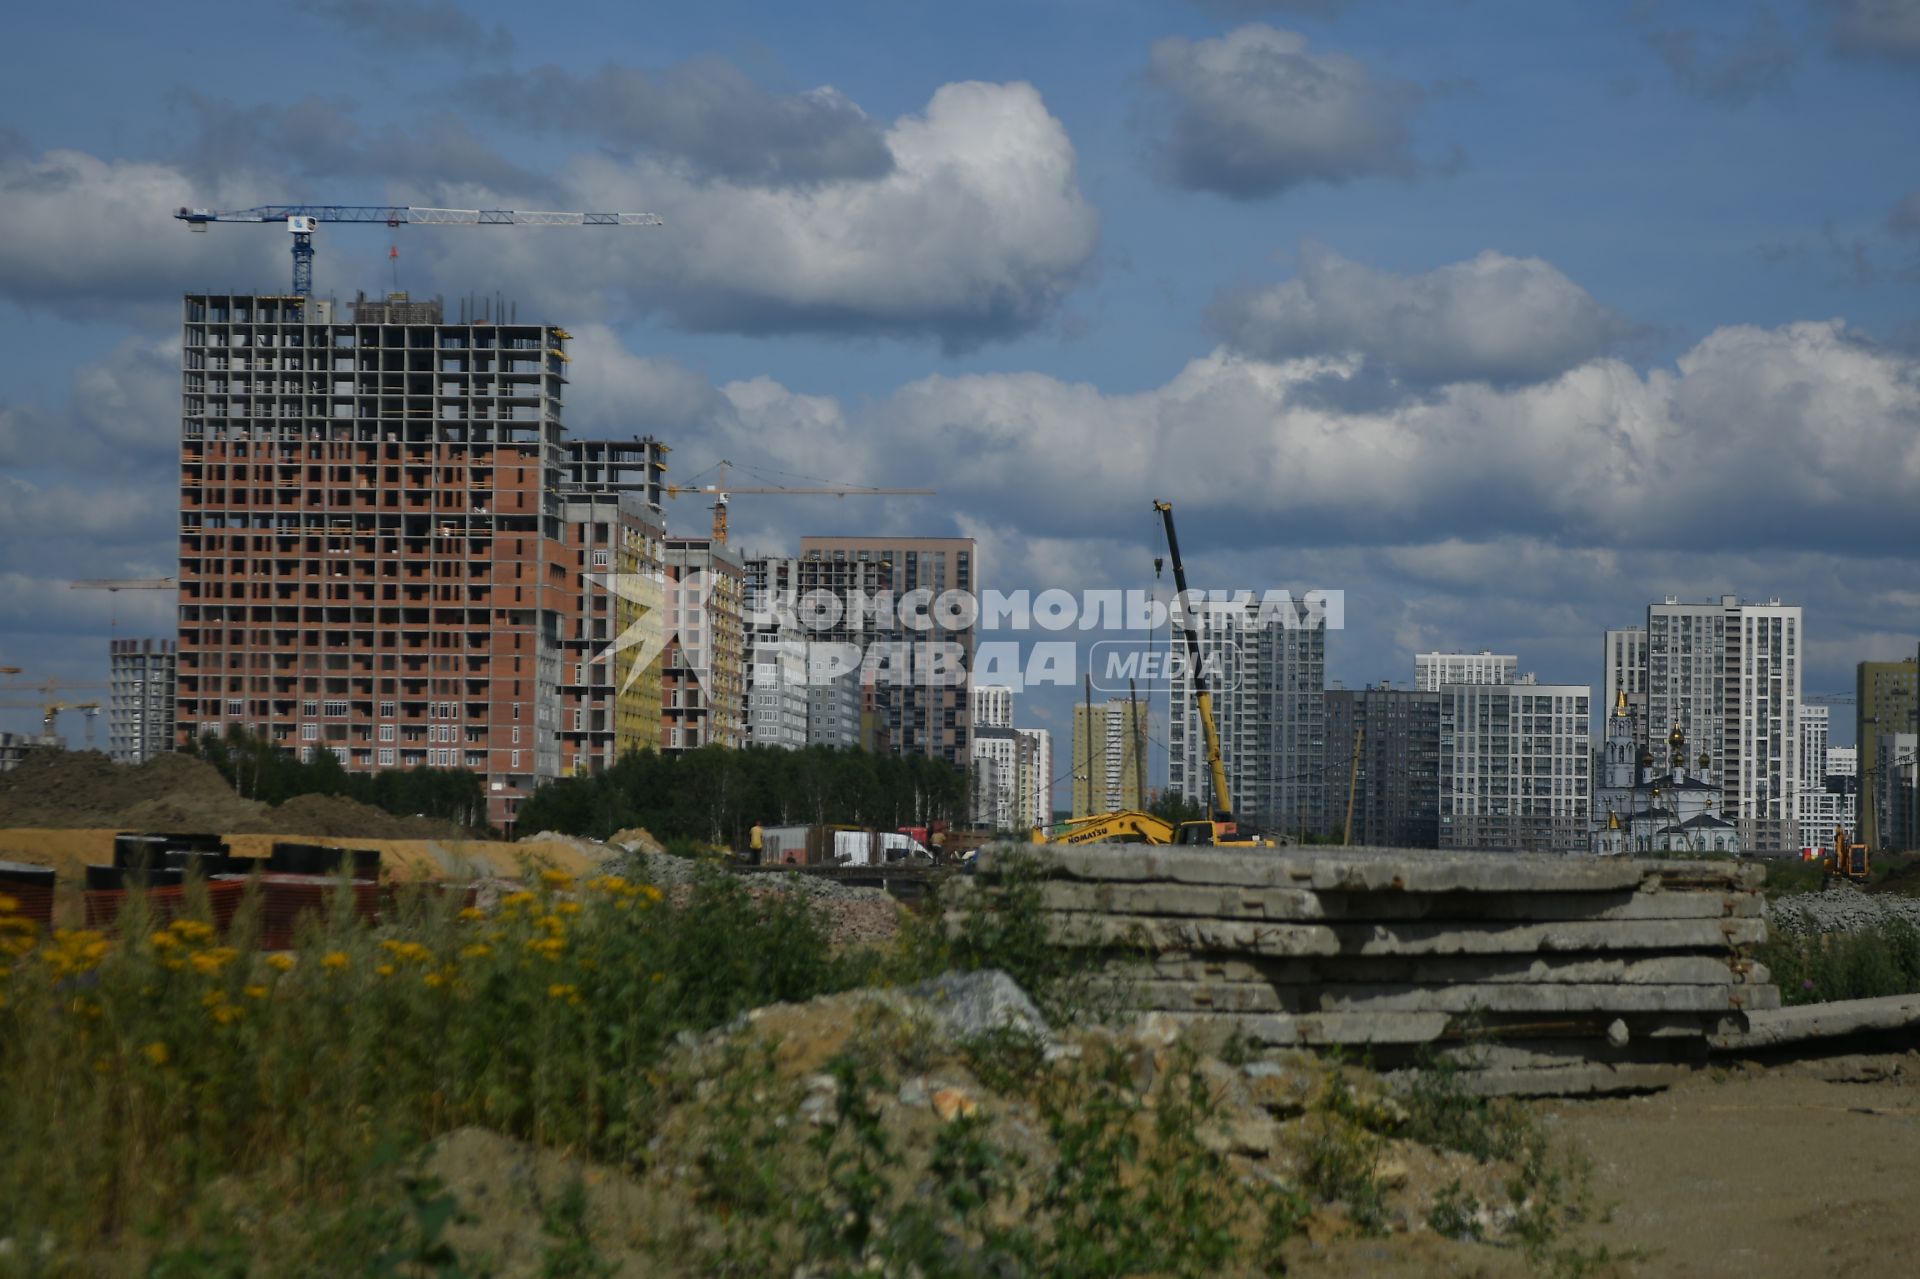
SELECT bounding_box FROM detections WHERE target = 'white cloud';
[0,147,279,316]
[0,81,1098,349]
[1143,25,1425,198]
[408,80,1099,350]
[1208,244,1636,386]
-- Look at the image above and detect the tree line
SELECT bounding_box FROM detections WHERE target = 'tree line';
[514,743,971,848]
[185,728,489,830]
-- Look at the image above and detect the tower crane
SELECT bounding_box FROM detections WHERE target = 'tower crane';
[663,460,935,544]
[71,577,177,637]
[175,204,664,298]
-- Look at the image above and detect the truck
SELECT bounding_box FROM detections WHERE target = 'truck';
[834,829,932,867]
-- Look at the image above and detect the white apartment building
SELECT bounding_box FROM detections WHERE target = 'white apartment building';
[1800,705,1829,789]
[746,638,809,750]
[1645,596,1802,849]
[1170,597,1326,834]
[109,637,177,765]
[1439,680,1592,854]
[1415,651,1517,691]
[972,684,1014,730]
[971,728,1021,831]
[1016,726,1053,829]
[1603,628,1648,735]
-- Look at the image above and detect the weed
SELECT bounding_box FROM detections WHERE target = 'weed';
[957,1023,1049,1096]
[1427,1177,1484,1241]
[1401,1046,1532,1163]
[538,1176,616,1279]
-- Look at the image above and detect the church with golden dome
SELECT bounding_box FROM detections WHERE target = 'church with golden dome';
[1590,690,1743,856]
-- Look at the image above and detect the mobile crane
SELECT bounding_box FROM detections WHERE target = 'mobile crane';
[1034,500,1278,848]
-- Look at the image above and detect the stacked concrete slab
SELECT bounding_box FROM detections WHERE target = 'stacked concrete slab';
[957,845,1777,1095]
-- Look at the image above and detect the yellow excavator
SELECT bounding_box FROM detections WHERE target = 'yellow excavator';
[1035,500,1279,849]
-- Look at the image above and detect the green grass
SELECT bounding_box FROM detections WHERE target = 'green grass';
[1759,918,1920,1005]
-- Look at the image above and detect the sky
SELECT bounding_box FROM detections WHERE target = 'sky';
[1,0,1918,759]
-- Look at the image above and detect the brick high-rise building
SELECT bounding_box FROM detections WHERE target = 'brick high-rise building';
[178,291,603,829]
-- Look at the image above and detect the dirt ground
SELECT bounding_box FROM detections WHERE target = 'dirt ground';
[1532,1054,1920,1279]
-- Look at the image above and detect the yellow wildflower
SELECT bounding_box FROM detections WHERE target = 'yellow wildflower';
[375,964,395,978]
[210,1003,245,1027]
[321,951,349,972]
[459,943,491,960]
[169,919,216,945]
[499,891,537,910]
[0,893,17,914]
[149,930,179,951]
[189,946,240,975]
[641,884,664,905]
[202,989,227,1009]
[243,984,269,1000]
[538,868,575,890]
[143,1042,170,1067]
[650,971,666,984]
[93,1055,113,1075]
[423,970,449,990]
[457,906,486,922]
[266,953,295,972]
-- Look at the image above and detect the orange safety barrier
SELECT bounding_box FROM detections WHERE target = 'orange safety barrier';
[77,877,473,950]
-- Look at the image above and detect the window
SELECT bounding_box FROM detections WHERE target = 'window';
[510,750,520,768]
[300,723,318,741]
[379,700,395,718]
[379,725,394,742]
[323,700,347,717]
[511,727,520,744]
[302,699,318,717]
[591,549,610,568]
[378,748,395,766]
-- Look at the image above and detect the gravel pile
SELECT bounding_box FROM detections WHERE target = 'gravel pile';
[1767,884,1920,936]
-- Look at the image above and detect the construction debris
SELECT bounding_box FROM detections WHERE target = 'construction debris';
[957,845,1780,1096]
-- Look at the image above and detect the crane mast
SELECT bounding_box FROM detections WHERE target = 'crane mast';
[1153,500,1234,828]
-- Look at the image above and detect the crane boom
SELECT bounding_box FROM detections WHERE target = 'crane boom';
[1154,499,1234,828]
[70,578,176,590]
[175,204,664,297]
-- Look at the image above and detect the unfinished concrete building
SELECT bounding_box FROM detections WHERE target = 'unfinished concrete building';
[108,637,177,764]
[177,292,584,829]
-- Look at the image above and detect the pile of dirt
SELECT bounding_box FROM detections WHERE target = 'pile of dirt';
[0,749,462,840]
[233,792,458,840]
[407,974,1567,1278]
[0,751,263,830]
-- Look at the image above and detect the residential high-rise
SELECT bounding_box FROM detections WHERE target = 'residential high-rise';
[746,637,809,749]
[1072,697,1146,817]
[745,552,895,750]
[1438,680,1591,854]
[562,436,669,763]
[1603,628,1648,735]
[1168,599,1326,834]
[796,536,977,767]
[177,292,582,829]
[1415,651,1515,690]
[972,684,1014,730]
[1324,687,1441,847]
[1857,658,1919,850]
[1645,596,1802,850]
[109,638,177,764]
[1016,726,1053,828]
[661,537,745,753]
[971,727,1021,831]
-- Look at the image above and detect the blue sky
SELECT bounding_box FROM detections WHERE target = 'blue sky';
[2,0,1918,754]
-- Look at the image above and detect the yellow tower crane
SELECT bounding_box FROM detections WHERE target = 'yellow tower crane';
[664,460,935,544]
